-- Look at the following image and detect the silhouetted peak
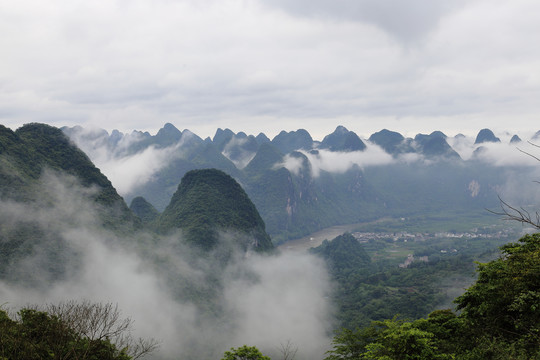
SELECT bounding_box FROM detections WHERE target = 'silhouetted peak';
[414,132,461,159]
[369,129,410,155]
[271,129,313,154]
[333,125,349,134]
[430,131,447,139]
[255,133,270,144]
[474,129,500,144]
[155,123,182,145]
[213,128,234,142]
[321,126,366,152]
[162,122,181,133]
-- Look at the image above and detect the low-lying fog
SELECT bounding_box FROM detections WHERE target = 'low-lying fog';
[0,172,333,359]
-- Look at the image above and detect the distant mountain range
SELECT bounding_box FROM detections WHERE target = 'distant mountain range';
[63,123,539,243]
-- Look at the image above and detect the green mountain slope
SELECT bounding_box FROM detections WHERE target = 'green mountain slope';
[130,196,160,223]
[311,233,370,272]
[157,169,274,252]
[0,123,140,284]
[1,123,138,226]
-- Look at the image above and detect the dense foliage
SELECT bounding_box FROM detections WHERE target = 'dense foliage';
[455,232,540,356]
[311,232,475,329]
[310,233,371,271]
[221,345,271,360]
[129,196,160,223]
[0,123,140,284]
[0,302,156,360]
[157,168,273,252]
[325,233,540,359]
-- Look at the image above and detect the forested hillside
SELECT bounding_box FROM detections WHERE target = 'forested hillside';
[325,233,540,360]
[0,123,140,284]
[157,168,273,252]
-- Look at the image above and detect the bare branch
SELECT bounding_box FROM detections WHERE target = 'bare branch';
[527,141,540,149]
[488,142,540,229]
[277,340,298,360]
[46,300,159,359]
[516,147,540,163]
[487,196,540,230]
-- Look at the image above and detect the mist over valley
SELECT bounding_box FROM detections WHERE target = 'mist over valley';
[1,122,539,359]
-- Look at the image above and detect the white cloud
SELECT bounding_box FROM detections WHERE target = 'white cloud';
[472,142,540,167]
[279,154,306,175]
[96,144,180,195]
[297,146,394,177]
[223,252,332,359]
[67,126,186,195]
[222,136,257,169]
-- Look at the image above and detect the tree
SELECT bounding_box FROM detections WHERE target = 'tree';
[45,300,158,360]
[489,142,540,230]
[325,318,453,360]
[361,319,452,360]
[489,195,540,231]
[221,345,271,360]
[325,327,377,360]
[455,233,540,355]
[277,340,298,360]
[0,301,158,360]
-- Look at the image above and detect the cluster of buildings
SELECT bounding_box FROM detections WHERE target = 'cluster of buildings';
[351,228,515,244]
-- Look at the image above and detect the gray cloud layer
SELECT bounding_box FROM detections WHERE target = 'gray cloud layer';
[1,0,539,139]
[261,0,465,43]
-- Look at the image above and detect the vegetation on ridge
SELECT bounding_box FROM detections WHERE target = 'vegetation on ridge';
[325,233,540,359]
[0,301,157,360]
[157,168,274,252]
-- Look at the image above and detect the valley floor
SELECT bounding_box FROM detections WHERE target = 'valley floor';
[278,218,391,252]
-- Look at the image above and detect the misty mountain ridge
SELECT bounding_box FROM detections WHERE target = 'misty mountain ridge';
[320,125,366,152]
[65,123,539,173]
[0,123,275,283]
[64,123,540,172]
[0,123,138,226]
[63,123,540,243]
[130,196,160,224]
[474,128,501,144]
[0,123,144,285]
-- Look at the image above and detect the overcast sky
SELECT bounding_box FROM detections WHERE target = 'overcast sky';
[1,0,539,140]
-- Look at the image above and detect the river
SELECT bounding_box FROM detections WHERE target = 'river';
[277,223,365,252]
[277,217,391,252]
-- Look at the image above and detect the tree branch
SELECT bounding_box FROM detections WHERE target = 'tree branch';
[487,196,540,230]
